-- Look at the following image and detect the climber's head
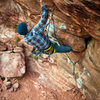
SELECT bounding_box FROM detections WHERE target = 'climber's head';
[17,22,28,35]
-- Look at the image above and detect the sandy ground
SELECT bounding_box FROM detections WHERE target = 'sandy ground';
[0,54,89,100]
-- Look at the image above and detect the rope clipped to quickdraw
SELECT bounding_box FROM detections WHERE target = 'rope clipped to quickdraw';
[46,8,57,39]
[45,8,59,61]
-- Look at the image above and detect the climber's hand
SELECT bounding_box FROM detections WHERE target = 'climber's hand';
[40,0,48,5]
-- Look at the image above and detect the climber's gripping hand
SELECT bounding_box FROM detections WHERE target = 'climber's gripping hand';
[40,0,48,5]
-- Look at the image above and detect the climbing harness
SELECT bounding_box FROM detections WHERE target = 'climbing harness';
[43,43,56,54]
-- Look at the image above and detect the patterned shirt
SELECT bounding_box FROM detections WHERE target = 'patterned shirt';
[24,5,50,50]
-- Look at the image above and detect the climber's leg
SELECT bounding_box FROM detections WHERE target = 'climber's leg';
[41,42,72,55]
[54,44,72,53]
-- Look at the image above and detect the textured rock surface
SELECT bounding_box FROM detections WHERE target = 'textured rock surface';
[81,39,100,100]
[54,0,100,40]
[57,30,86,52]
[0,0,100,100]
[0,41,7,51]
[0,51,25,78]
[0,55,88,100]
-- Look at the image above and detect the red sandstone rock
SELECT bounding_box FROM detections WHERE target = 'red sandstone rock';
[54,0,100,40]
[81,39,100,100]
[0,88,2,93]
[0,51,26,78]
[0,41,7,51]
[13,82,20,92]
[0,0,100,100]
[4,81,12,90]
[57,30,86,52]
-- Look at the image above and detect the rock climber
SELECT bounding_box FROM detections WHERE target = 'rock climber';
[17,0,72,55]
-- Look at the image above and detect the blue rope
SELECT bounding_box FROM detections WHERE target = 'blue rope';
[66,54,76,75]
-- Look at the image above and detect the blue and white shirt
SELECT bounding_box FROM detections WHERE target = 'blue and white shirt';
[24,5,50,50]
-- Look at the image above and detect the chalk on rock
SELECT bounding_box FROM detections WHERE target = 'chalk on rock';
[13,83,20,92]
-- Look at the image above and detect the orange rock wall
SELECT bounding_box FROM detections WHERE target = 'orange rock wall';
[0,0,100,100]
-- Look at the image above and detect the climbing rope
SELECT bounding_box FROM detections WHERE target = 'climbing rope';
[66,54,79,87]
[45,8,84,39]
[46,8,58,40]
[66,54,78,75]
[66,53,93,91]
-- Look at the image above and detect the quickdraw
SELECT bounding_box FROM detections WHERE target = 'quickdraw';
[46,8,58,40]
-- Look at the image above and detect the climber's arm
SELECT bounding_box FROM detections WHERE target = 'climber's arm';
[33,5,49,31]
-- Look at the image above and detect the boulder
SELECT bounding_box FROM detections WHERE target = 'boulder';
[0,51,25,78]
